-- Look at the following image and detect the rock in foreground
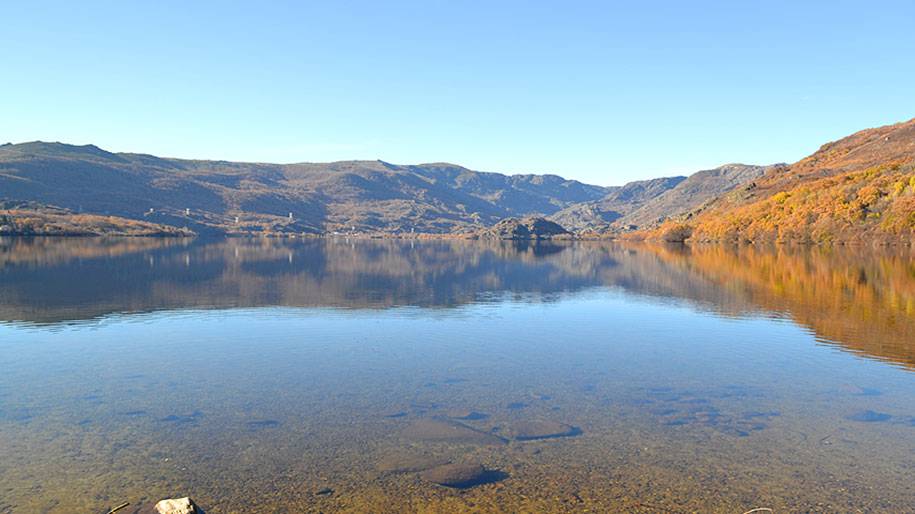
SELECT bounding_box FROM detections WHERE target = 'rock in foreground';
[420,463,488,488]
[510,420,581,440]
[155,497,202,514]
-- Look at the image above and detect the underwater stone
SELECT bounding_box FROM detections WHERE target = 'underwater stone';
[420,463,487,488]
[402,418,506,445]
[510,420,582,440]
[376,449,449,473]
[446,409,488,420]
[847,410,892,422]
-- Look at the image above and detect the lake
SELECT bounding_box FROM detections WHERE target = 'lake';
[1,237,914,513]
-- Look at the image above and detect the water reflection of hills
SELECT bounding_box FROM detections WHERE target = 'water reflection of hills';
[645,244,915,370]
[1,237,913,370]
[0,237,623,323]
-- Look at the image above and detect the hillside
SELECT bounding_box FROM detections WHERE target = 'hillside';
[675,119,915,244]
[0,142,608,235]
[0,206,192,237]
[548,176,685,231]
[618,164,775,229]
[549,164,775,233]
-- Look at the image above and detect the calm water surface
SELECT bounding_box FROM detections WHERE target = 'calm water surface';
[1,237,914,513]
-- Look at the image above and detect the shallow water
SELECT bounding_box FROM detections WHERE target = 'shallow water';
[1,237,914,513]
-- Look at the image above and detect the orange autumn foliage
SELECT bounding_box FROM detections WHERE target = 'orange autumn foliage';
[645,118,915,245]
[690,162,915,244]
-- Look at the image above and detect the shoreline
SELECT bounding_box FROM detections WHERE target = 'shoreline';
[2,231,913,247]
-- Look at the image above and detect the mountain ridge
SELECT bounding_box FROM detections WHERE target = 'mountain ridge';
[0,141,609,235]
[3,117,914,243]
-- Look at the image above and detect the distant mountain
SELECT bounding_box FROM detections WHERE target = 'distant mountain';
[548,176,686,231]
[618,163,777,229]
[549,164,777,233]
[680,118,915,244]
[0,142,608,235]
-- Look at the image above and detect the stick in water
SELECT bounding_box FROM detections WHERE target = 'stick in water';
[107,502,130,514]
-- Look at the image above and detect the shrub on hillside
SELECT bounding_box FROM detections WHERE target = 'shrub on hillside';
[658,222,693,242]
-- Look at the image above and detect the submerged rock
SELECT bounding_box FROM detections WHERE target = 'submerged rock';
[158,411,203,424]
[510,420,581,440]
[445,409,488,420]
[838,384,883,396]
[420,463,487,488]
[409,401,438,414]
[376,450,449,473]
[246,419,280,431]
[402,418,506,445]
[847,410,892,422]
[155,497,202,514]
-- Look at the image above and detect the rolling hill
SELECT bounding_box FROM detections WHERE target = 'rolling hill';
[548,176,686,231]
[0,142,608,235]
[671,118,915,244]
[550,164,779,233]
[618,164,776,229]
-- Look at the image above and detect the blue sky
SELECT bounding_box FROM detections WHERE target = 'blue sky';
[2,1,913,185]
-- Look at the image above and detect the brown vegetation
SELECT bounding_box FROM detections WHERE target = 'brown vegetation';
[0,207,193,237]
[690,161,915,244]
[638,118,915,244]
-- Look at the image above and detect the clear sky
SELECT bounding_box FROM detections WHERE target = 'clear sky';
[2,1,913,186]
